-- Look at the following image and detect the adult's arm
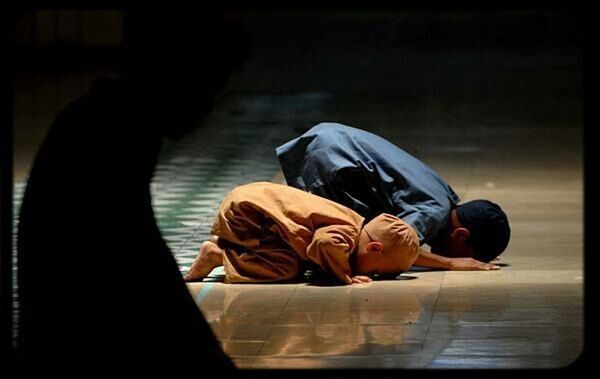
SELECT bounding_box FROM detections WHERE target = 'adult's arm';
[413,249,500,271]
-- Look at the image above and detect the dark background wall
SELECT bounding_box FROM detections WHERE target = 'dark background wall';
[11,10,582,181]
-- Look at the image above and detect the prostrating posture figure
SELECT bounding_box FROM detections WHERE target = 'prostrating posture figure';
[185,182,420,284]
[276,123,511,271]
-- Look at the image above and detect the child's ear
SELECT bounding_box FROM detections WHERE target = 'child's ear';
[366,241,384,252]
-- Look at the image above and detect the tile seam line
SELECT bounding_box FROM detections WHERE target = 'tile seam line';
[420,271,445,357]
[255,284,300,357]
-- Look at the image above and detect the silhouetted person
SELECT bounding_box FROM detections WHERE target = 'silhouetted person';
[16,10,245,373]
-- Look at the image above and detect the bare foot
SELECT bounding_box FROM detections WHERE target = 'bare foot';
[184,241,224,282]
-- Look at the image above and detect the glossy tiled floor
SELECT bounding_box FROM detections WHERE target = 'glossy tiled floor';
[184,14,583,369]
[12,12,582,370]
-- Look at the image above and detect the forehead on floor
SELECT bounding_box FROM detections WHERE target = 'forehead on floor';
[364,214,420,269]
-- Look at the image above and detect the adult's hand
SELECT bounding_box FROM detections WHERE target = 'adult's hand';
[449,258,500,271]
[351,275,373,283]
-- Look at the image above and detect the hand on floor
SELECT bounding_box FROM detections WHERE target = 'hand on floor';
[351,275,373,284]
[449,258,500,271]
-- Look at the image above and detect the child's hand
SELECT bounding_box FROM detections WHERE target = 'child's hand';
[351,275,372,284]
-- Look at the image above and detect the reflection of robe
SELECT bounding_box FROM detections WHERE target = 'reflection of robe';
[211,182,365,284]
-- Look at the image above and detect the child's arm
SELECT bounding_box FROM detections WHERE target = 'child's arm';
[305,224,359,285]
[413,248,500,271]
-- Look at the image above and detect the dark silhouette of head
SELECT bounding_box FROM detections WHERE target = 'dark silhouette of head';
[428,200,510,262]
[121,10,241,139]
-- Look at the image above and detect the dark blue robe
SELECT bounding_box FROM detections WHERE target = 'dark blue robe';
[276,122,460,245]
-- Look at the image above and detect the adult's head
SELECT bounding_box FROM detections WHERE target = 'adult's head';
[354,213,420,276]
[428,200,511,262]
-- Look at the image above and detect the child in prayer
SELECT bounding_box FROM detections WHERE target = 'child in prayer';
[184,182,420,284]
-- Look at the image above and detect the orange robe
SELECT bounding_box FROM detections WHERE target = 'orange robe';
[210,182,365,284]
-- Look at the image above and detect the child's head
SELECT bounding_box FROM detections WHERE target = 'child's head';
[353,213,420,276]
